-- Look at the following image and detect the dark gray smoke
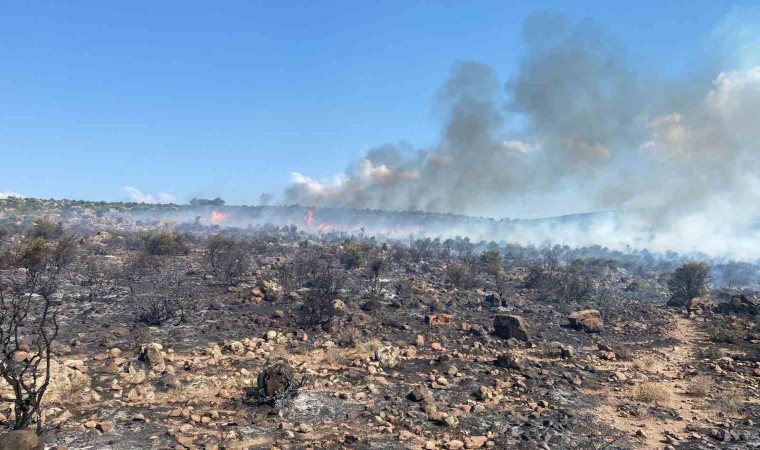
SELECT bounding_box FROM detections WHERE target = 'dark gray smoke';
[285,12,760,259]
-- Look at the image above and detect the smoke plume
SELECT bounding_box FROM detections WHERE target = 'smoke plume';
[0,191,23,199]
[284,12,760,259]
[123,186,176,204]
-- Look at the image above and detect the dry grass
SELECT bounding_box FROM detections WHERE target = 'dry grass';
[632,354,662,372]
[355,338,383,359]
[632,382,673,406]
[714,390,744,415]
[44,363,92,405]
[294,338,383,369]
[614,346,635,361]
[697,346,725,360]
[686,375,714,397]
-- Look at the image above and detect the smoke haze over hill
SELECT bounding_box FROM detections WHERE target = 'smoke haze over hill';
[283,12,760,259]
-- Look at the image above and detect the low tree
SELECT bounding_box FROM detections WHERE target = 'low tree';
[479,250,506,296]
[719,261,755,289]
[667,261,710,307]
[190,197,225,207]
[363,254,389,300]
[0,235,75,432]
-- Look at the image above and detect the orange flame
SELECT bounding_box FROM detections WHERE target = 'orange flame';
[305,209,314,227]
[210,210,230,224]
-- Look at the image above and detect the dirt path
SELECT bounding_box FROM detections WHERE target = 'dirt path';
[589,311,708,449]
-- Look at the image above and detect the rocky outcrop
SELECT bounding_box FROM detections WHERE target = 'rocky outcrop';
[139,343,165,371]
[0,430,43,450]
[493,315,530,341]
[568,309,604,333]
[374,346,400,368]
[426,314,455,327]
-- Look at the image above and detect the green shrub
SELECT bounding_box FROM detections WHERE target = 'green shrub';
[340,241,371,269]
[667,261,709,307]
[142,229,188,256]
[30,217,63,239]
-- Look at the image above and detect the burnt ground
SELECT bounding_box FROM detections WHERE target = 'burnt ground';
[0,203,757,450]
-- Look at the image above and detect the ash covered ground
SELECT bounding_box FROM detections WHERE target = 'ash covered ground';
[0,197,757,450]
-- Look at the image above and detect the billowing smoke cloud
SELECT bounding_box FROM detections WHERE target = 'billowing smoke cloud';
[123,186,176,204]
[0,191,24,199]
[285,12,760,259]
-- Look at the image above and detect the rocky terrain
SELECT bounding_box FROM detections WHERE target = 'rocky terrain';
[0,198,757,450]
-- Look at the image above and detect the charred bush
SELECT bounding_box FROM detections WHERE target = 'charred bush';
[206,234,250,285]
[445,261,476,290]
[298,263,343,328]
[118,254,195,325]
[271,258,303,302]
[526,261,595,304]
[363,254,389,300]
[709,317,750,344]
[78,250,116,299]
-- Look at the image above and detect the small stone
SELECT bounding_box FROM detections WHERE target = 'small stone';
[297,423,314,433]
[176,436,194,447]
[408,385,432,402]
[96,422,114,433]
[447,440,465,450]
[465,435,488,448]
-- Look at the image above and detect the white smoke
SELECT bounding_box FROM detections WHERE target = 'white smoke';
[122,186,176,204]
[283,12,760,259]
[0,191,24,199]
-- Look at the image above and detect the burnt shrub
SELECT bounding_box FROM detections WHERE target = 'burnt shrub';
[299,263,343,328]
[119,254,194,325]
[206,234,250,285]
[445,261,476,290]
[709,317,749,344]
[526,261,594,304]
[362,254,389,300]
[667,261,710,307]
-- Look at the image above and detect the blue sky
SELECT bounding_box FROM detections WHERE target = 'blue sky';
[0,1,754,204]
